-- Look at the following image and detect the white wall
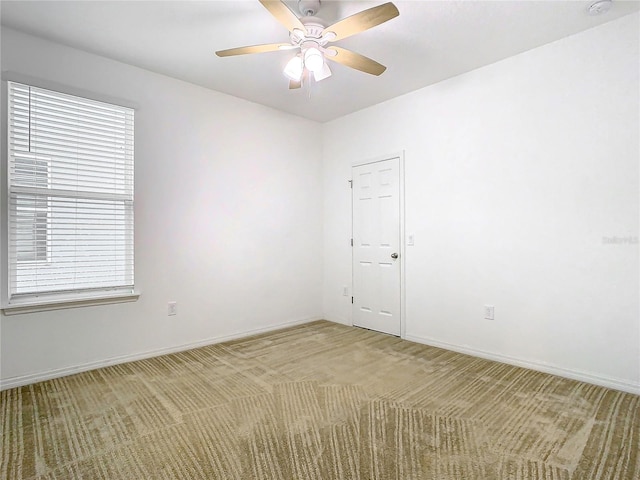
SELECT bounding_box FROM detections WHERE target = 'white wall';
[0,28,324,387]
[323,13,640,393]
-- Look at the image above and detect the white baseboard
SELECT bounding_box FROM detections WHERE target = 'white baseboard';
[323,314,351,326]
[0,316,322,391]
[6,319,636,396]
[404,334,640,396]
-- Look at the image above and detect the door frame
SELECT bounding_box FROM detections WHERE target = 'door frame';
[351,151,406,339]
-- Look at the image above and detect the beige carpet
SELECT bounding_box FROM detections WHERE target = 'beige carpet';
[1,320,638,479]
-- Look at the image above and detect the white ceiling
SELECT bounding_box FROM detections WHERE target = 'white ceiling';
[1,0,638,122]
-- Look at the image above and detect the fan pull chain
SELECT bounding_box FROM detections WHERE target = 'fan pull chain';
[307,73,314,100]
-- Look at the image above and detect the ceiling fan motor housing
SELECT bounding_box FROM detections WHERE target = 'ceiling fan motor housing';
[290,18,327,49]
[300,18,324,36]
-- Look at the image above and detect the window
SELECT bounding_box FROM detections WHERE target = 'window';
[7,82,135,306]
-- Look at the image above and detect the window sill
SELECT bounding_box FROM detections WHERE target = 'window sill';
[2,292,140,316]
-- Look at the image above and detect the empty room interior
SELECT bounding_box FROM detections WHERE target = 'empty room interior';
[0,0,639,479]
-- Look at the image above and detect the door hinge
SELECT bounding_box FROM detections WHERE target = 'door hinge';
[350,238,353,247]
[351,296,354,304]
[348,179,353,188]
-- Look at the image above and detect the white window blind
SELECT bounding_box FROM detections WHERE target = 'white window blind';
[7,81,134,302]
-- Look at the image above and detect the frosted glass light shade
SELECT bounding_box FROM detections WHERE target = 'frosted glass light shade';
[314,62,332,82]
[284,55,303,81]
[304,47,324,73]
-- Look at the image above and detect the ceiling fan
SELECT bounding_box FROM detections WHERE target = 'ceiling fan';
[215,0,399,89]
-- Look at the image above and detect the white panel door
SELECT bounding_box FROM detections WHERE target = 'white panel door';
[352,157,401,336]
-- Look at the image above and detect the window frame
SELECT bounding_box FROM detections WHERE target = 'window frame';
[1,74,140,314]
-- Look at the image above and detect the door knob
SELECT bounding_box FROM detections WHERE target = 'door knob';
[391,253,398,259]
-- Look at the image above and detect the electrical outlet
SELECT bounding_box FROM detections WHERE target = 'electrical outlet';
[484,305,494,320]
[342,285,349,296]
[168,301,177,316]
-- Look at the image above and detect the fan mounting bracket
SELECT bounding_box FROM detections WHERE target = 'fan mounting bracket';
[298,0,320,17]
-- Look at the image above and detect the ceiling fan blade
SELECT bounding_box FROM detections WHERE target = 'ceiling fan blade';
[322,2,399,42]
[216,43,291,57]
[326,47,386,76]
[259,0,306,33]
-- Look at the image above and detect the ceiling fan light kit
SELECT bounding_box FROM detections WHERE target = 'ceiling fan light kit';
[215,0,400,90]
